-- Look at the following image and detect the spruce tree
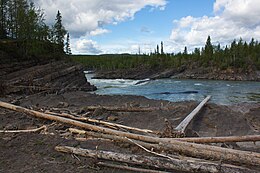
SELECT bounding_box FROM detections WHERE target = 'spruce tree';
[161,41,164,54]
[53,10,66,52]
[204,35,213,59]
[156,44,159,54]
[65,32,71,55]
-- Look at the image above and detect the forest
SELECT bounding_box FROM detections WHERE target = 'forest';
[0,0,70,57]
[73,36,260,72]
[0,0,259,72]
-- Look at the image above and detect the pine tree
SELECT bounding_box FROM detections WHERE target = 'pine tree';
[53,10,66,52]
[65,32,71,55]
[156,44,159,54]
[204,35,213,59]
[161,41,164,54]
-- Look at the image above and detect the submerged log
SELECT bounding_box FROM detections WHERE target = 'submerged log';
[0,100,260,167]
[55,146,259,173]
[175,95,211,133]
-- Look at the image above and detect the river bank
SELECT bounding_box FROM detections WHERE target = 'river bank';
[0,91,259,172]
[94,66,260,81]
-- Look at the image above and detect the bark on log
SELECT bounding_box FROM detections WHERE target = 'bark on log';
[55,146,259,173]
[97,162,170,173]
[178,135,260,143]
[47,111,158,135]
[175,95,211,133]
[0,100,260,167]
[84,106,169,112]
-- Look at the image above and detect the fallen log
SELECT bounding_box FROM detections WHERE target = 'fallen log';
[47,110,158,135]
[178,135,260,143]
[97,162,169,173]
[69,128,158,149]
[0,100,260,167]
[175,95,211,133]
[55,146,259,173]
[0,125,46,133]
[84,105,169,112]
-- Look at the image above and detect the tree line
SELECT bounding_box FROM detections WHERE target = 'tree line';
[0,0,71,56]
[73,36,260,71]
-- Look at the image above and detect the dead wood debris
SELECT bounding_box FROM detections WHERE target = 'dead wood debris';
[0,98,260,173]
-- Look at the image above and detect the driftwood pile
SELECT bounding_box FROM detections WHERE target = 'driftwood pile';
[0,96,260,173]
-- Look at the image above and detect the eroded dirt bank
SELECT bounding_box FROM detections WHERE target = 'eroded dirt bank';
[0,50,96,96]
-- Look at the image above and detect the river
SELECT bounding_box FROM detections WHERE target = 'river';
[85,73,260,105]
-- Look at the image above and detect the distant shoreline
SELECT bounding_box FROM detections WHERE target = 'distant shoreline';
[93,67,260,81]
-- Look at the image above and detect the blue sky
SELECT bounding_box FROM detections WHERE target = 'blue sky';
[35,0,260,54]
[92,0,215,54]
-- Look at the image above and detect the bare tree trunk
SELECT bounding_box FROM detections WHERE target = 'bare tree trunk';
[55,146,259,173]
[175,96,211,133]
[178,135,260,143]
[47,111,158,135]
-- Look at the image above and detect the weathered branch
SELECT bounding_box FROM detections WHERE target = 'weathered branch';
[175,95,211,133]
[55,146,259,173]
[0,125,46,133]
[47,111,158,135]
[1,100,259,167]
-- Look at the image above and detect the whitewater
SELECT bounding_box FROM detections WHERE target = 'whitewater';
[85,73,260,105]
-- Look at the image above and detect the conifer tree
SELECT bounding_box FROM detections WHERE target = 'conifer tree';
[65,32,71,55]
[161,41,164,54]
[183,46,188,55]
[156,44,159,54]
[53,10,66,51]
[205,35,213,59]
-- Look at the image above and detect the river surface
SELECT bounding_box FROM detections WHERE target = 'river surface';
[86,73,260,105]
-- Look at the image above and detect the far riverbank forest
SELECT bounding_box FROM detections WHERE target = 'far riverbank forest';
[73,36,260,72]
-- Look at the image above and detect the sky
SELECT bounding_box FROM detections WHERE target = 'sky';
[33,0,260,54]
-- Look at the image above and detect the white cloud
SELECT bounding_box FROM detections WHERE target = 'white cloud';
[170,0,260,52]
[73,39,102,54]
[89,28,110,36]
[33,0,167,38]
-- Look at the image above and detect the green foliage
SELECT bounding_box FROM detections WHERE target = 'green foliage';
[53,10,67,52]
[0,0,68,58]
[65,32,71,55]
[72,36,260,72]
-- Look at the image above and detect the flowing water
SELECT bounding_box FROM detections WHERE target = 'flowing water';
[85,73,260,105]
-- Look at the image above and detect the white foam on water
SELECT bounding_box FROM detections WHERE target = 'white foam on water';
[194,83,203,86]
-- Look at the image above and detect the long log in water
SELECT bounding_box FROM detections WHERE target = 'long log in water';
[0,100,260,167]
